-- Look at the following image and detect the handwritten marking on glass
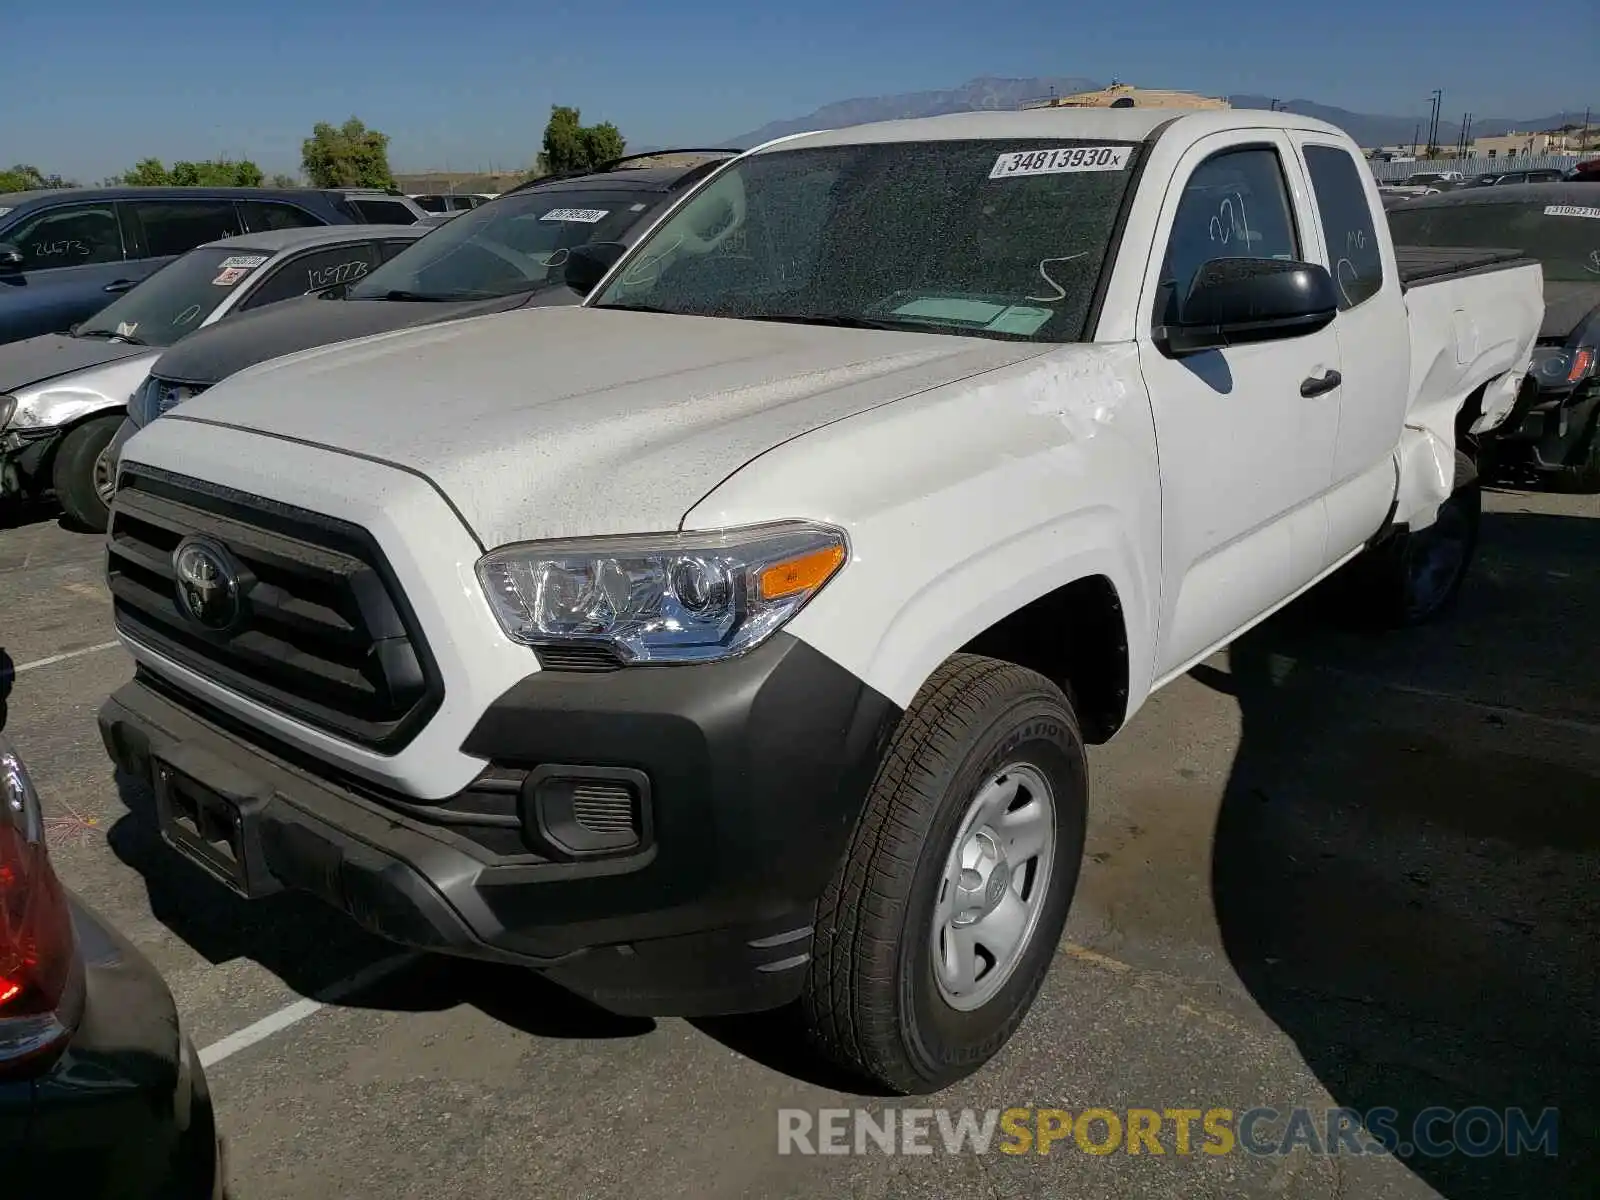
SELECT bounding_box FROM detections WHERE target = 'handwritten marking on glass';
[1208,193,1251,247]
[989,145,1132,179]
[172,305,202,327]
[33,239,89,260]
[1334,229,1367,305]
[305,260,369,290]
[1026,252,1090,303]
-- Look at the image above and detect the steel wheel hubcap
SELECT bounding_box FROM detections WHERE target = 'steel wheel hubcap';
[931,762,1056,1012]
[93,446,116,505]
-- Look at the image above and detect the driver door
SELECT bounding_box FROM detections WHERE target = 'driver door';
[1136,132,1344,680]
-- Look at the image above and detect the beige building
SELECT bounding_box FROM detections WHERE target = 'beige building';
[1470,130,1575,158]
[1020,82,1230,111]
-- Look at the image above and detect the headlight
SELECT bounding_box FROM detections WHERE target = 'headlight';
[476,521,848,664]
[129,377,203,427]
[0,395,15,431]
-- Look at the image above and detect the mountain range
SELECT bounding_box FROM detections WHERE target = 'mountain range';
[722,77,1588,151]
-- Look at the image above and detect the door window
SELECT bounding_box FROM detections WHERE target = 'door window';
[242,244,379,309]
[1303,145,1384,309]
[350,198,420,225]
[2,203,125,269]
[1159,147,1300,320]
[128,200,243,258]
[239,201,325,233]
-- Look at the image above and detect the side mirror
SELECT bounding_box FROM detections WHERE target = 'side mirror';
[0,244,22,272]
[1158,257,1338,355]
[563,241,627,297]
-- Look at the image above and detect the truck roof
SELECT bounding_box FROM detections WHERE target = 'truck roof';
[753,107,1350,152]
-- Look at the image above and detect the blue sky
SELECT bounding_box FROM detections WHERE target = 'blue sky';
[9,0,1596,181]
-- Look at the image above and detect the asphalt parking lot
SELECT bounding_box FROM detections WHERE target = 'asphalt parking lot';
[2,484,1596,1200]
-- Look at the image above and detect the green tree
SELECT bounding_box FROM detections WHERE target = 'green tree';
[121,158,171,186]
[169,159,264,187]
[534,106,627,176]
[0,164,77,191]
[269,173,300,188]
[300,118,395,188]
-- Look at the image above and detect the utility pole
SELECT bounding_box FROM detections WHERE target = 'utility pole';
[1413,122,1420,157]
[1457,112,1472,156]
[1583,107,1592,153]
[1426,89,1443,156]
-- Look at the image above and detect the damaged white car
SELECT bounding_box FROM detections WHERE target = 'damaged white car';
[102,108,1541,1095]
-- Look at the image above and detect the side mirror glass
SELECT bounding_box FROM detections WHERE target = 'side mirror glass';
[1159,257,1338,355]
[0,244,23,271]
[563,241,627,297]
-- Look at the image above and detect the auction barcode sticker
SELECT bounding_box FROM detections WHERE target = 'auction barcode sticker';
[990,146,1132,179]
[1544,205,1600,219]
[541,208,610,223]
[218,254,270,269]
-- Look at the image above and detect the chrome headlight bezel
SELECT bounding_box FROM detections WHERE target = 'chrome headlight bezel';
[475,521,849,665]
[0,394,16,432]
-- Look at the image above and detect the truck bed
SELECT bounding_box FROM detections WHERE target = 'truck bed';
[1394,245,1533,289]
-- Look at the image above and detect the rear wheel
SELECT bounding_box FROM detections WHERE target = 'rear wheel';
[1352,449,1481,627]
[800,654,1087,1094]
[52,414,122,533]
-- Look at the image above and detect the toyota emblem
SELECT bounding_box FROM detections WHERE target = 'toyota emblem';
[172,538,244,632]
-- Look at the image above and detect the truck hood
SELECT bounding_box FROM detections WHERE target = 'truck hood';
[0,332,151,394]
[169,306,1042,547]
[149,289,576,388]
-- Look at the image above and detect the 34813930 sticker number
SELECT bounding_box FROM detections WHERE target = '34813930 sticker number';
[990,146,1133,179]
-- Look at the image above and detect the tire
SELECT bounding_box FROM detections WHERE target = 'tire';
[52,413,122,533]
[801,653,1088,1094]
[1354,449,1482,627]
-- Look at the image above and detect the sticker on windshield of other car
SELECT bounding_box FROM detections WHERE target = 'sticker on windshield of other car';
[212,267,249,286]
[990,146,1133,179]
[218,254,270,269]
[541,208,610,223]
[1545,205,1600,219]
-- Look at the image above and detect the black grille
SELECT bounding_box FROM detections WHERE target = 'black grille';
[533,643,624,672]
[109,467,442,752]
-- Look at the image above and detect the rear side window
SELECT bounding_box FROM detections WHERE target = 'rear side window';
[350,199,419,225]
[375,238,414,264]
[242,244,380,309]
[1304,146,1384,309]
[1,202,125,269]
[239,201,324,233]
[1160,147,1299,315]
[129,200,242,258]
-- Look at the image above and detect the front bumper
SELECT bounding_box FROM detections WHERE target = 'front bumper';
[103,417,139,488]
[12,893,219,1198]
[100,633,901,1017]
[1493,381,1599,466]
[0,425,65,498]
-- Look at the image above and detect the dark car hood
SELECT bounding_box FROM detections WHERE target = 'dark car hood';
[149,289,580,387]
[0,332,152,393]
[1541,282,1600,341]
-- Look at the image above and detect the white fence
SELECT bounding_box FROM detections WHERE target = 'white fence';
[1369,154,1586,182]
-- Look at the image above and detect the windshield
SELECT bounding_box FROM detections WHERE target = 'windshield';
[1389,201,1600,283]
[348,190,651,301]
[589,139,1141,342]
[76,246,273,346]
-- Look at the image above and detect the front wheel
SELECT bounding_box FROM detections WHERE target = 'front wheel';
[801,654,1087,1094]
[53,413,123,533]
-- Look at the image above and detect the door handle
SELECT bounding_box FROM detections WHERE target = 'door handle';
[1300,369,1343,398]
[103,279,137,294]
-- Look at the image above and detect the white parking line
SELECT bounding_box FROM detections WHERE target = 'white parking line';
[14,641,121,673]
[198,953,418,1068]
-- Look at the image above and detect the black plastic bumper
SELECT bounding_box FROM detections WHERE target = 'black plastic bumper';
[4,894,219,1198]
[99,633,901,1017]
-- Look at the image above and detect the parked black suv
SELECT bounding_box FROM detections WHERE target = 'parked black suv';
[0,186,412,345]
[110,151,740,450]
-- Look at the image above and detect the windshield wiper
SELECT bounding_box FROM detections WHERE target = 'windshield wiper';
[733,313,946,334]
[366,289,464,303]
[74,328,146,345]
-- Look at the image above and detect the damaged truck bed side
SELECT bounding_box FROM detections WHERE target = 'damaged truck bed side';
[100,108,1543,1097]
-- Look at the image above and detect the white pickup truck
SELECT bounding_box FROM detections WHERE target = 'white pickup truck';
[98,109,1542,1094]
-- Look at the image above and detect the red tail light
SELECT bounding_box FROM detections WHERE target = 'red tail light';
[0,739,83,1073]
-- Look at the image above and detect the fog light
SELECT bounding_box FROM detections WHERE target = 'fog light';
[522,765,652,858]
